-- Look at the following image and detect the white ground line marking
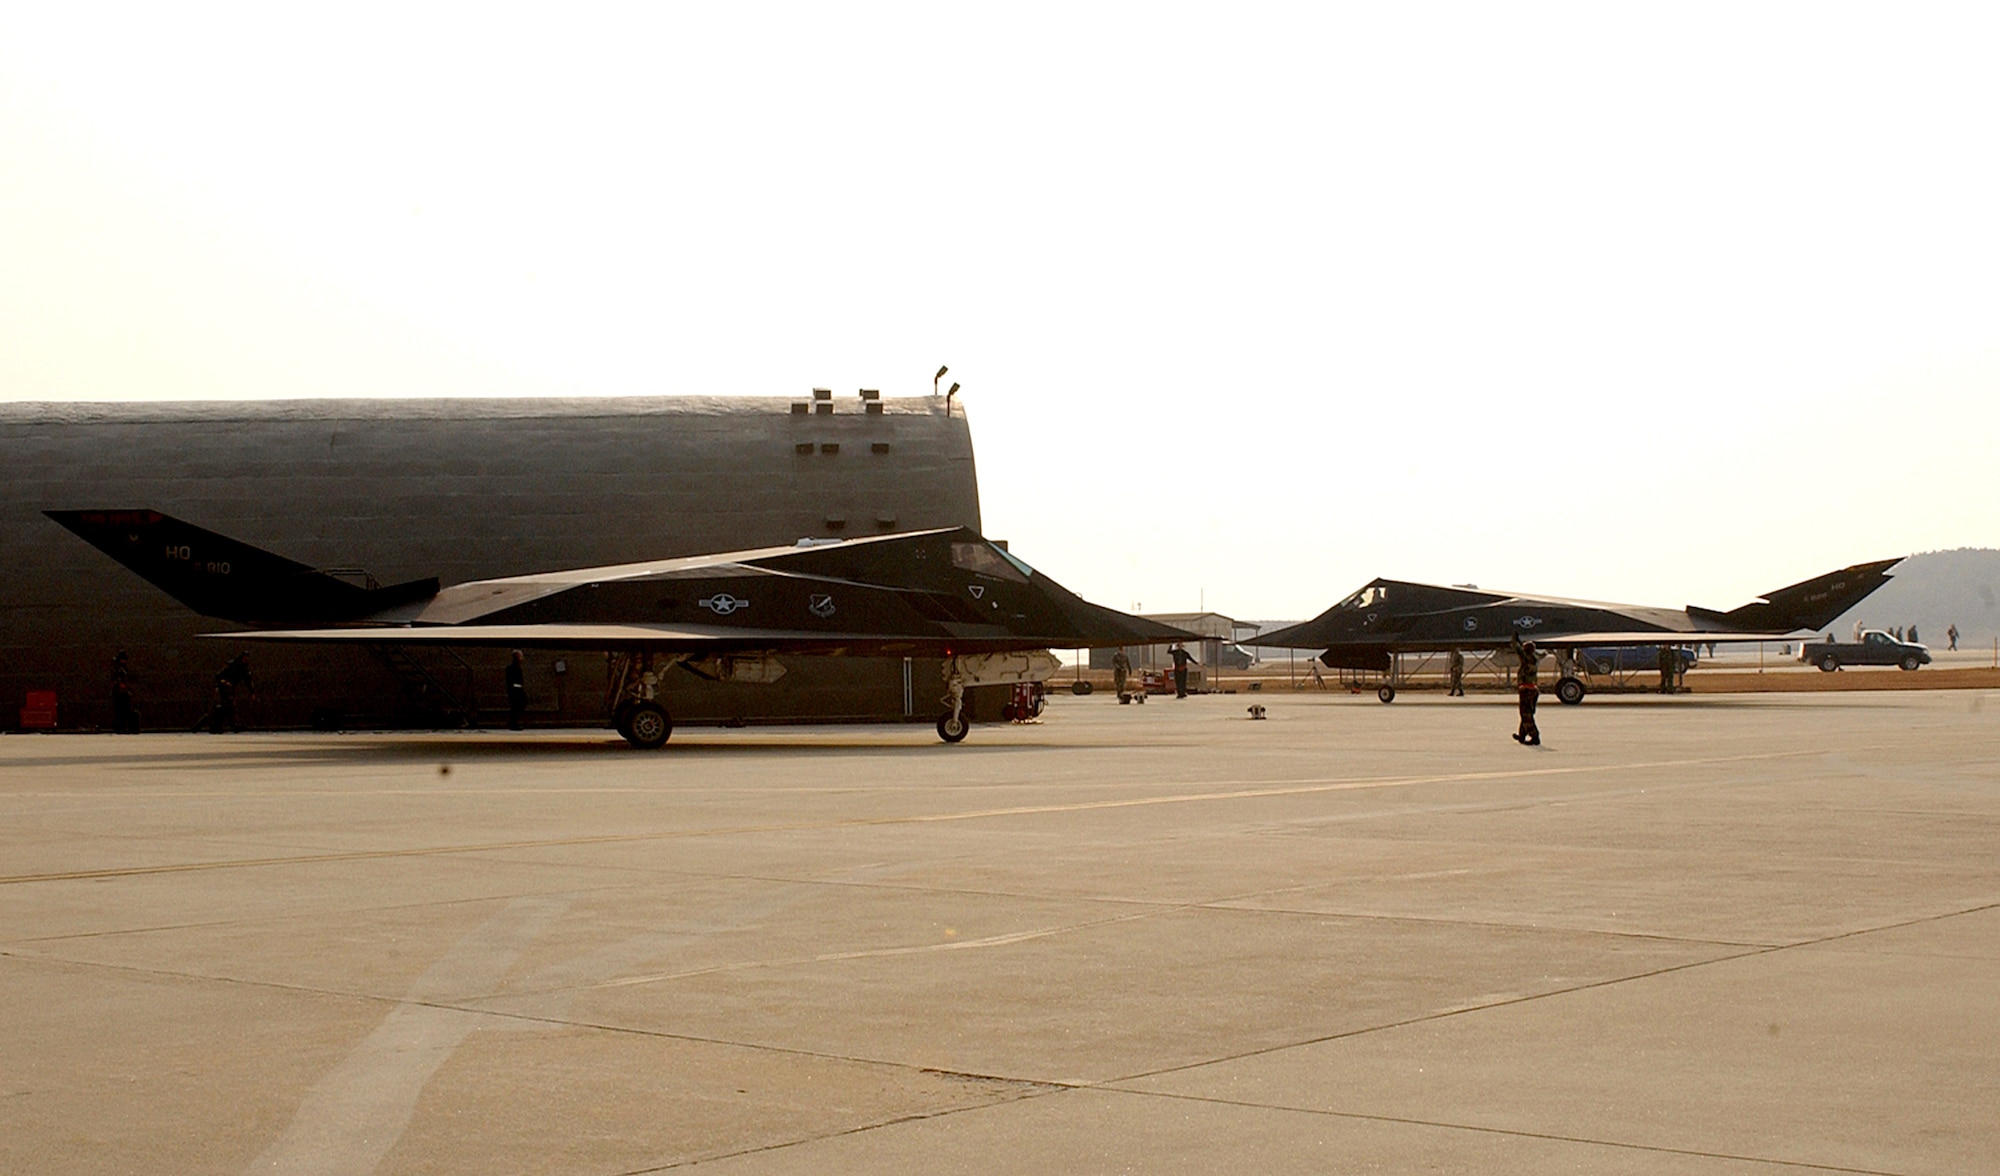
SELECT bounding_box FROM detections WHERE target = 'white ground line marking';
[245,895,571,1176]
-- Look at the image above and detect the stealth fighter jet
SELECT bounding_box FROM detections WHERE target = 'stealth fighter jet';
[47,510,1193,746]
[1252,559,1899,704]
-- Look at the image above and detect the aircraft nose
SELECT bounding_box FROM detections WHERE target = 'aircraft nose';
[1057,596,1200,646]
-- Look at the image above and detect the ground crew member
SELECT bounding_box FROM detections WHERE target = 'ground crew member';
[111,650,138,734]
[1658,644,1676,695]
[1448,648,1465,696]
[1111,647,1131,701]
[196,652,253,733]
[1169,642,1196,699]
[506,650,528,730]
[1514,640,1541,745]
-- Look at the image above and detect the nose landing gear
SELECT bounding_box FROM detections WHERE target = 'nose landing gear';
[608,653,674,749]
[619,700,673,749]
[934,651,1062,743]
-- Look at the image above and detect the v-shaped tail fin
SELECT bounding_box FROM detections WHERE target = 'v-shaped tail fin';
[46,510,438,624]
[1718,558,1900,634]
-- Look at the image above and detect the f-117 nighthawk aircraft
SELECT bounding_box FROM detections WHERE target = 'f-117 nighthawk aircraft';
[1252,559,1899,704]
[47,510,1193,746]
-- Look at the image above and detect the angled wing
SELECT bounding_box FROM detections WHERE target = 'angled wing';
[1510,631,1800,647]
[220,622,974,657]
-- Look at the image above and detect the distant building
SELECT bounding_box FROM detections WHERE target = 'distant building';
[1089,612,1257,679]
[2,394,980,730]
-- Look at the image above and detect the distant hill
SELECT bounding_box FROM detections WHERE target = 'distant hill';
[1826,548,2000,647]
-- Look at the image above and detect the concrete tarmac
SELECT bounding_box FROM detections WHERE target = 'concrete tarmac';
[3,690,1996,1174]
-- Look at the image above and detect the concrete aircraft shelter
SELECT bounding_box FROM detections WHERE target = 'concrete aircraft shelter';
[0,393,982,732]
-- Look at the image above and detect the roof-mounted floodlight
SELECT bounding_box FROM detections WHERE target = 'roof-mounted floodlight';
[934,365,948,394]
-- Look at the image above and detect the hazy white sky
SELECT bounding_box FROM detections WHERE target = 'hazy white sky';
[3,3,1995,617]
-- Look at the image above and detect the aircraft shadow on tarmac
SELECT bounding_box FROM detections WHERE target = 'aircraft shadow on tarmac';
[0,731,1094,770]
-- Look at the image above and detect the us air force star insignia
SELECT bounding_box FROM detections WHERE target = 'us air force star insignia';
[967,585,985,599]
[809,594,835,618]
[698,594,749,616]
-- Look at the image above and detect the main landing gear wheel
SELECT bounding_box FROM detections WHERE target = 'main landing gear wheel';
[1556,676,1587,706]
[622,701,672,749]
[1377,684,1396,703]
[936,712,970,743]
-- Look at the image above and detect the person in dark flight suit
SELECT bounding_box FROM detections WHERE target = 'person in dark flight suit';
[1513,640,1541,746]
[506,650,528,730]
[197,652,252,733]
[111,650,139,733]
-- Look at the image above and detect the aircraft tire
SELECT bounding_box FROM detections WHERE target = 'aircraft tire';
[1556,676,1586,705]
[936,712,970,743]
[1818,654,1840,672]
[1070,680,1092,695]
[611,700,636,740]
[623,701,672,749]
[1900,654,1922,671]
[1377,684,1396,703]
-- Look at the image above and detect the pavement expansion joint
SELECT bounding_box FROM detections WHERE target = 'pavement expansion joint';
[420,1002,1071,1097]
[1101,1088,1914,1176]
[1195,902,1787,949]
[1785,897,2000,947]
[1103,947,1776,1087]
[3,883,652,946]
[614,1079,1069,1175]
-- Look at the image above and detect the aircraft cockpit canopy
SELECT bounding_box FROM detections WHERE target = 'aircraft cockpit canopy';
[951,541,1033,583]
[1337,584,1390,610]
